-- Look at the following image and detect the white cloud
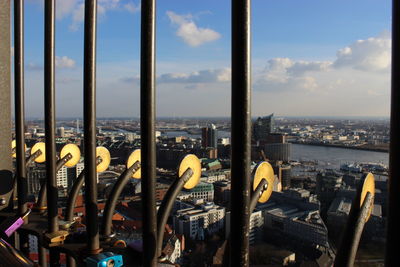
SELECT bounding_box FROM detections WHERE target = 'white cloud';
[255,32,391,94]
[49,0,140,31]
[27,63,43,71]
[158,68,230,84]
[70,3,85,31]
[56,56,76,68]
[333,31,391,71]
[27,56,75,70]
[288,60,332,75]
[124,2,140,13]
[254,58,326,92]
[56,0,79,19]
[166,11,221,47]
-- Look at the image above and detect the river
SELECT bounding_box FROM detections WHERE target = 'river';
[162,131,389,169]
[291,144,389,170]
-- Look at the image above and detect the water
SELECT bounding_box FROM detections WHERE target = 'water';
[157,130,390,170]
[162,130,230,139]
[291,144,389,169]
[163,131,200,139]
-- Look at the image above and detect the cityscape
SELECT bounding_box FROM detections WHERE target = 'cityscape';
[0,0,394,266]
[20,115,389,266]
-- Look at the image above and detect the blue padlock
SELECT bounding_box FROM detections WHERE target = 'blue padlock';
[86,252,123,267]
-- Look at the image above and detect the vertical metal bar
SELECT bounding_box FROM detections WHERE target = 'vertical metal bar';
[140,0,157,265]
[14,0,29,255]
[230,0,252,266]
[44,0,58,234]
[38,245,47,266]
[83,0,100,253]
[44,1,58,264]
[386,0,399,265]
[0,0,13,212]
[14,0,27,219]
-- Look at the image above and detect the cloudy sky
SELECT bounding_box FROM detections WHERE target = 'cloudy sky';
[21,0,391,118]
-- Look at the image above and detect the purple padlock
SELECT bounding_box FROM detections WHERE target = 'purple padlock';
[0,209,31,238]
[4,217,24,237]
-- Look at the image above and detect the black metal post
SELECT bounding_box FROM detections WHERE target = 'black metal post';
[14,0,30,255]
[230,0,252,266]
[249,179,267,213]
[156,168,193,258]
[44,1,59,264]
[83,0,100,254]
[102,161,141,237]
[14,0,27,220]
[141,0,157,265]
[386,0,399,265]
[44,0,58,233]
[38,245,47,267]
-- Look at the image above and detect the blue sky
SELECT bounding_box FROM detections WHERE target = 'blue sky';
[21,0,392,118]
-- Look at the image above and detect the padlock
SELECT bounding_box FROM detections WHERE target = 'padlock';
[0,209,31,238]
[86,252,123,267]
[43,230,69,246]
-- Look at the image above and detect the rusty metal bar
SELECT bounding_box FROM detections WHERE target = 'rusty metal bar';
[230,0,252,266]
[140,0,157,265]
[249,179,267,213]
[14,0,27,220]
[44,0,58,234]
[14,0,30,255]
[44,1,58,265]
[83,0,100,254]
[334,192,374,266]
[157,168,193,258]
[102,161,141,237]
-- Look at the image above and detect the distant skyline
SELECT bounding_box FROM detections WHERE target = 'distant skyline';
[18,0,392,118]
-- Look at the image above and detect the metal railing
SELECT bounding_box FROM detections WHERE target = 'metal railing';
[0,0,398,267]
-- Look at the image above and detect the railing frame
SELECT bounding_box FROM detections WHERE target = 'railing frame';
[230,0,252,266]
[140,0,158,266]
[386,0,399,265]
[83,0,101,254]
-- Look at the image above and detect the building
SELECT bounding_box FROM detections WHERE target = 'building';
[161,234,182,264]
[316,170,343,203]
[202,124,218,148]
[249,210,264,244]
[178,182,214,202]
[257,190,328,248]
[253,114,274,142]
[225,210,264,245]
[213,180,231,206]
[327,192,385,243]
[67,162,85,189]
[173,202,225,240]
[57,166,68,188]
[279,164,292,189]
[27,166,45,195]
[57,127,65,137]
[200,170,229,183]
[264,143,291,162]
